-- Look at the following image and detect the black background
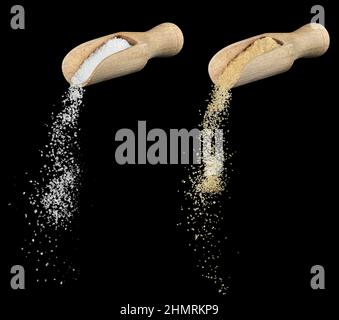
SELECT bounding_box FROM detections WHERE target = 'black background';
[2,0,337,317]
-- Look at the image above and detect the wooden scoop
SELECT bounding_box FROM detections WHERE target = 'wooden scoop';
[208,23,330,88]
[62,22,184,86]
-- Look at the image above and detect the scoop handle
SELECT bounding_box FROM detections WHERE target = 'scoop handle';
[276,23,329,59]
[142,22,184,58]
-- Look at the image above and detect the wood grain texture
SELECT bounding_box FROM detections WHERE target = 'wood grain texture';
[208,23,330,88]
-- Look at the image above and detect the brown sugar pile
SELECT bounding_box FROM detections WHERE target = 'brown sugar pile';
[181,37,281,296]
[198,36,281,194]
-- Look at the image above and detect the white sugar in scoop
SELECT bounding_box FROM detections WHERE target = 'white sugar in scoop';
[71,37,131,86]
[62,23,184,87]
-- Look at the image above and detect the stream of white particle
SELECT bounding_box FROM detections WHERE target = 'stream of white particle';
[29,85,84,231]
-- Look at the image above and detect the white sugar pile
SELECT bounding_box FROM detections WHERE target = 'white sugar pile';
[25,37,132,285]
[25,85,83,285]
[29,85,84,230]
[71,37,131,86]
[30,37,132,230]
